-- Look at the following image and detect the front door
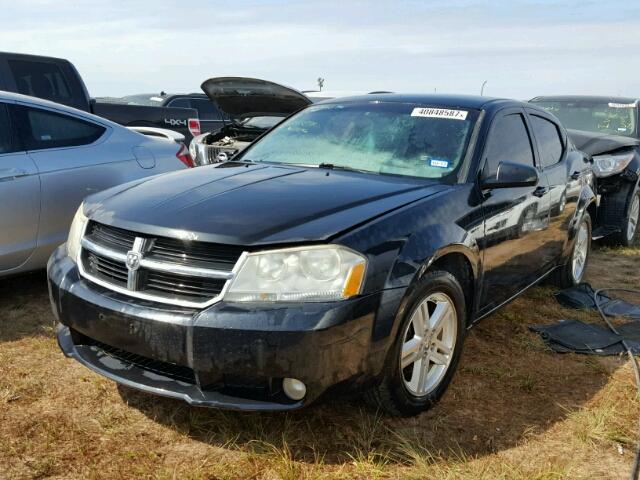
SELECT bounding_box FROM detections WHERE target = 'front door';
[478,108,551,314]
[0,102,40,271]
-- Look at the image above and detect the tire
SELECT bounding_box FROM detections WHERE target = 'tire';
[602,184,640,247]
[551,212,592,288]
[619,189,639,246]
[366,270,466,417]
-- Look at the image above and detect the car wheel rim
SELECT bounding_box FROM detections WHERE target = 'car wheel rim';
[627,194,639,241]
[400,292,457,397]
[572,222,589,282]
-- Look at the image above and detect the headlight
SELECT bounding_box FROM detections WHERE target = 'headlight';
[592,151,634,178]
[66,203,88,262]
[188,140,197,162]
[224,245,367,302]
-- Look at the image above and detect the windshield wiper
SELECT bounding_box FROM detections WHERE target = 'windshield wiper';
[317,163,370,174]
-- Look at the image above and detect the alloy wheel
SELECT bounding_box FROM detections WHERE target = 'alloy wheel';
[572,222,589,282]
[400,292,457,396]
[627,194,639,242]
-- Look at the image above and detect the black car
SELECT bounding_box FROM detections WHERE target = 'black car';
[48,94,596,416]
[0,52,201,143]
[530,96,640,245]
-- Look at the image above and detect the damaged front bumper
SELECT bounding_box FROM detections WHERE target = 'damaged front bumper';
[48,246,385,410]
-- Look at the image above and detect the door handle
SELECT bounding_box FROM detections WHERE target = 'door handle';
[532,186,548,197]
[571,171,581,180]
[0,168,29,181]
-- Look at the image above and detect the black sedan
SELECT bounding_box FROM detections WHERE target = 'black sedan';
[48,94,596,416]
[530,95,640,245]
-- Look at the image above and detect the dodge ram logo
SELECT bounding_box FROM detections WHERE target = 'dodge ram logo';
[126,251,142,271]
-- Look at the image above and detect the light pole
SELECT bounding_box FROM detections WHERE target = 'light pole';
[480,80,487,96]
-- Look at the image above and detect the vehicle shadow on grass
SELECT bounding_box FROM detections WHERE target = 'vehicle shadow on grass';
[0,271,54,343]
[118,290,616,465]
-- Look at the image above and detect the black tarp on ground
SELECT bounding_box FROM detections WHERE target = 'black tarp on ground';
[530,283,640,356]
[529,320,640,355]
[554,283,640,319]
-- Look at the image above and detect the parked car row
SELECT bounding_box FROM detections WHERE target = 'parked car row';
[1,50,637,417]
[0,52,202,142]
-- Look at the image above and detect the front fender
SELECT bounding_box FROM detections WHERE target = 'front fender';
[568,182,597,256]
[337,185,482,344]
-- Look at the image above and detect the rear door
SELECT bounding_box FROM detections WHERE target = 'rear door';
[0,102,40,271]
[478,108,551,313]
[526,109,578,265]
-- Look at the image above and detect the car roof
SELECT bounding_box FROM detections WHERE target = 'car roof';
[317,93,520,110]
[0,90,121,127]
[125,93,208,98]
[530,95,640,105]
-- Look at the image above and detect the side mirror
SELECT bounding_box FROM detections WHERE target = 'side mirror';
[481,161,539,189]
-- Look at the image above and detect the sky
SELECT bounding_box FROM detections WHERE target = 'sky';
[1,0,639,99]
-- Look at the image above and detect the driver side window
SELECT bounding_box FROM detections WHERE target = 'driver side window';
[484,113,535,178]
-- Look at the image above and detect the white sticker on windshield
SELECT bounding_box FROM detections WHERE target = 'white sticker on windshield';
[429,159,450,168]
[608,102,637,108]
[411,107,468,120]
[150,96,164,102]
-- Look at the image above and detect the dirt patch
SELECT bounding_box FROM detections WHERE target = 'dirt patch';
[1,244,639,479]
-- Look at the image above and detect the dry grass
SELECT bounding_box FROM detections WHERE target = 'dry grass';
[1,241,639,479]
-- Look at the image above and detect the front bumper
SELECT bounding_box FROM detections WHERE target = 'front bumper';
[48,246,384,410]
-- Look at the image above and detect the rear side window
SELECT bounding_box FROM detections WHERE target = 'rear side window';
[484,113,535,177]
[8,59,72,103]
[14,105,106,150]
[190,98,222,121]
[167,98,191,109]
[530,115,563,168]
[0,104,18,154]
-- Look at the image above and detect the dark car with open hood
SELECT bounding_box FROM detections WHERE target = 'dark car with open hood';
[48,94,596,416]
[530,96,640,245]
[189,77,312,165]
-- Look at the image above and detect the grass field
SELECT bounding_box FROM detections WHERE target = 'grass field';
[1,242,639,479]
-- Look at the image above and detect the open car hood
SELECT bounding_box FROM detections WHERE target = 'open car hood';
[201,77,312,120]
[568,129,640,157]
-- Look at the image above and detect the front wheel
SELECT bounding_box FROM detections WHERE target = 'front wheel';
[366,270,466,417]
[621,189,639,246]
[551,212,592,288]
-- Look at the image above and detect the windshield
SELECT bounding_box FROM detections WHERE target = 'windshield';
[120,95,165,106]
[532,100,638,138]
[240,102,479,181]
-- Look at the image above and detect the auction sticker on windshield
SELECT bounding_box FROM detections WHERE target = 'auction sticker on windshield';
[411,107,468,120]
[608,102,637,108]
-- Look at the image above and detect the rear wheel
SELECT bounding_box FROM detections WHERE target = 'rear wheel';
[366,271,466,417]
[551,212,592,288]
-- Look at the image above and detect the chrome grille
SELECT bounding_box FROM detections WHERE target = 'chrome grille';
[149,236,242,270]
[145,271,226,302]
[79,221,245,308]
[88,222,135,252]
[85,251,128,287]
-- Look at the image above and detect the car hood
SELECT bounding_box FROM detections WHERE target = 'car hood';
[85,163,448,246]
[568,129,640,157]
[200,77,312,120]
